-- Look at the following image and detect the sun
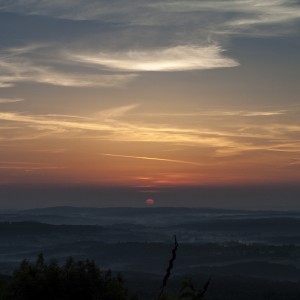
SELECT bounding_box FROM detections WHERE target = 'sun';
[145,198,155,205]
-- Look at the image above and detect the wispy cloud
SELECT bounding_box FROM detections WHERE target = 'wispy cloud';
[1,1,298,90]
[70,45,239,72]
[148,0,300,35]
[135,172,204,187]
[226,0,300,28]
[0,64,137,88]
[101,153,203,166]
[0,112,114,132]
[137,109,287,118]
[0,98,24,104]
[0,105,300,157]
[0,110,245,149]
[2,0,299,36]
[288,157,300,165]
[0,161,63,170]
[34,72,137,88]
[3,0,300,25]
[94,104,140,119]
[0,44,137,88]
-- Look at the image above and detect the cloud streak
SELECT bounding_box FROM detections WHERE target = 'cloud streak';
[0,105,300,157]
[70,45,239,72]
[0,44,137,88]
[0,98,24,104]
[136,109,287,118]
[1,0,299,35]
[94,104,140,119]
[0,161,63,170]
[101,153,203,166]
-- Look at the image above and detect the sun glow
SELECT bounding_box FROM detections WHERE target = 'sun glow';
[145,198,155,205]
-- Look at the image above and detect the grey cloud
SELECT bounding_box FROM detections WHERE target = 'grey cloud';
[1,0,299,36]
[0,0,298,89]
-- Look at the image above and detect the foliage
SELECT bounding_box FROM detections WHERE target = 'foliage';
[0,254,129,300]
[179,277,210,300]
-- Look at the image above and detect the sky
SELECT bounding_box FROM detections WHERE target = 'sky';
[0,0,300,208]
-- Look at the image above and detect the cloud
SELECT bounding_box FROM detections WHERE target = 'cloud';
[0,44,137,88]
[148,0,300,33]
[0,0,129,20]
[0,42,238,89]
[33,72,137,88]
[93,104,140,119]
[137,109,287,118]
[1,0,299,36]
[226,0,300,27]
[0,98,24,104]
[1,104,299,157]
[288,157,300,165]
[0,72,137,88]
[0,161,63,170]
[0,110,246,150]
[1,1,298,90]
[0,82,14,88]
[0,112,113,132]
[2,43,49,57]
[70,45,239,72]
[101,153,203,166]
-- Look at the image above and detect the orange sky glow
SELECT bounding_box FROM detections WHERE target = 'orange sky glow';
[0,0,300,208]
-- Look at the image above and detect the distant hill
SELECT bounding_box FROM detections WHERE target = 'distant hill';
[1,205,297,226]
[1,206,300,292]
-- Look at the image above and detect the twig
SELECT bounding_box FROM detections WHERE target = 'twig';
[158,235,179,300]
[198,278,211,298]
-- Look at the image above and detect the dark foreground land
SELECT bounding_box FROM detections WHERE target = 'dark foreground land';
[1,206,300,299]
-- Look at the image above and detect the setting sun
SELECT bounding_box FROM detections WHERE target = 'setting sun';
[145,198,155,206]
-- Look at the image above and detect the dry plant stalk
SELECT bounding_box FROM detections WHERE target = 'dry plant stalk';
[158,235,179,300]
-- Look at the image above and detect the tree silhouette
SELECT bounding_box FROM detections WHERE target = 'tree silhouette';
[0,254,129,300]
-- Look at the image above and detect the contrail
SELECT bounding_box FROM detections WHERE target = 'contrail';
[100,153,202,166]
